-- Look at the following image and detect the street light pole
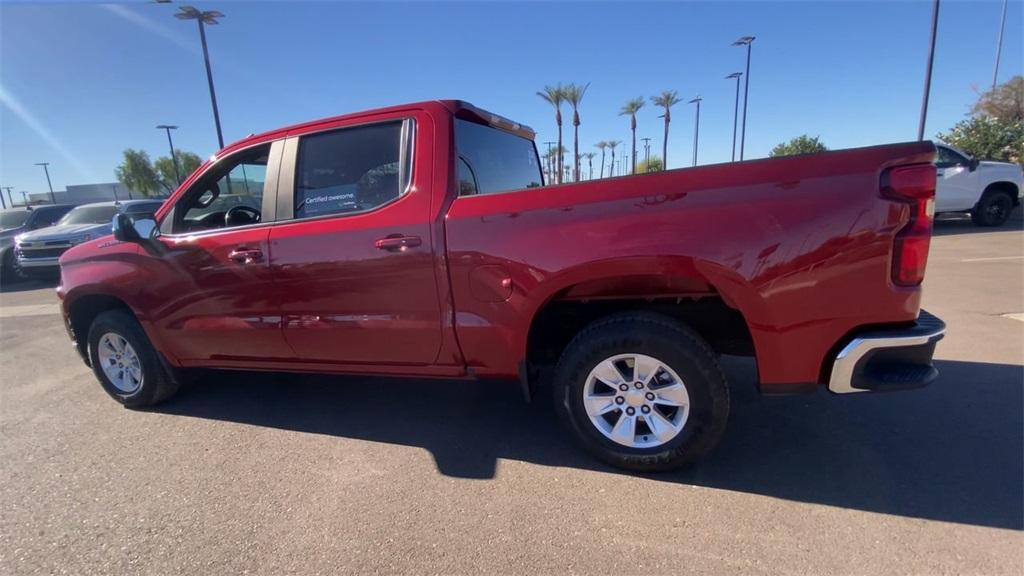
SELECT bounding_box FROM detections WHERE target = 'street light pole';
[157,125,181,185]
[918,0,940,141]
[176,6,226,149]
[732,36,755,160]
[34,162,56,203]
[0,187,8,209]
[2,187,13,208]
[688,96,702,167]
[992,0,1008,91]
[640,137,651,171]
[726,72,743,162]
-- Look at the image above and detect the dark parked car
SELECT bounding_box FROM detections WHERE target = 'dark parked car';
[0,204,75,282]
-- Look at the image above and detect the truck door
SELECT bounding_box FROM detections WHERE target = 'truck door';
[268,116,444,365]
[148,140,295,362]
[935,145,978,212]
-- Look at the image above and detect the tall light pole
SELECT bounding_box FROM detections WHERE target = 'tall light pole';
[732,36,755,160]
[918,0,940,141]
[34,162,56,203]
[640,137,651,171]
[688,96,702,167]
[0,187,8,209]
[156,125,181,185]
[992,0,1008,91]
[726,72,743,161]
[175,5,225,149]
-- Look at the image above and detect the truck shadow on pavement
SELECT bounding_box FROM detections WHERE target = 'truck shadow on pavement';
[156,357,1023,531]
[933,208,1023,236]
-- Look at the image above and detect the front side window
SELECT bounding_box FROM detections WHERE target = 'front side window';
[170,144,269,233]
[936,146,968,168]
[455,118,542,195]
[294,120,410,220]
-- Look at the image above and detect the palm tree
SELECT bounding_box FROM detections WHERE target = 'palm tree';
[619,97,645,174]
[651,90,681,169]
[562,82,590,182]
[595,141,608,178]
[607,140,621,178]
[536,85,565,183]
[582,152,596,180]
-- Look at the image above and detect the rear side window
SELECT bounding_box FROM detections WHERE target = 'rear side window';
[455,119,542,195]
[294,120,411,219]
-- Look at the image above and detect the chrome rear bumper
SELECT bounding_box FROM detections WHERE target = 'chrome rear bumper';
[828,310,946,394]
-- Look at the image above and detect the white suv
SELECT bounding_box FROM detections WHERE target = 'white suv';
[935,143,1023,226]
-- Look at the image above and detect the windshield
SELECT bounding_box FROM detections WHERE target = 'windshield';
[0,211,31,230]
[58,205,119,226]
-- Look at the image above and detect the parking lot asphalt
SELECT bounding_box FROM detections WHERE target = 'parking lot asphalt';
[1,212,1021,575]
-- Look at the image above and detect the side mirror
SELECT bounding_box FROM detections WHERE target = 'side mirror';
[112,213,158,243]
[969,157,980,172]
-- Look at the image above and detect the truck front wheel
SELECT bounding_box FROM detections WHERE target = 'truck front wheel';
[971,189,1014,227]
[87,309,180,408]
[552,312,730,472]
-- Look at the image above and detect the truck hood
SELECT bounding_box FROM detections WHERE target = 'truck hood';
[17,223,112,243]
[979,160,1023,172]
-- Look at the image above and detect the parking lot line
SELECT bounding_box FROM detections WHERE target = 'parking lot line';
[0,304,58,318]
[960,256,1024,262]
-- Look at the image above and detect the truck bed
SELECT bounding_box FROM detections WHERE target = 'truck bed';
[444,141,936,389]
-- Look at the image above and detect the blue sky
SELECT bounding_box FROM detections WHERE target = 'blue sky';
[1,0,1022,195]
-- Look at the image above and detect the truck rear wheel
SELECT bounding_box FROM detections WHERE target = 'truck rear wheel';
[87,309,180,408]
[971,190,1014,227]
[552,312,730,472]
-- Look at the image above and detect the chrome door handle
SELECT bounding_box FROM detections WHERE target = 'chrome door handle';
[228,248,264,264]
[375,235,422,252]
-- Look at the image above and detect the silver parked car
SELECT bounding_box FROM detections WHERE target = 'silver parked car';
[0,204,76,283]
[14,200,164,277]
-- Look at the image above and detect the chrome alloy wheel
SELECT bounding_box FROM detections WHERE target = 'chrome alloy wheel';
[583,353,690,448]
[97,332,143,394]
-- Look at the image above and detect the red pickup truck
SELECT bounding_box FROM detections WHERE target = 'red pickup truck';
[57,100,945,471]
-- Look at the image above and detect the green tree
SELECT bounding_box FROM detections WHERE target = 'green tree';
[114,149,162,197]
[973,76,1023,121]
[651,90,681,168]
[537,85,566,184]
[636,155,665,173]
[769,135,829,157]
[619,97,645,174]
[154,150,203,190]
[595,141,608,178]
[562,82,590,182]
[937,115,1024,163]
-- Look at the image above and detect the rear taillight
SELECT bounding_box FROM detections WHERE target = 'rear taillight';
[882,164,936,287]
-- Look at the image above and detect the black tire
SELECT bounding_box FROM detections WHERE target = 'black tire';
[971,190,1014,227]
[552,312,730,472]
[87,309,180,408]
[0,249,25,285]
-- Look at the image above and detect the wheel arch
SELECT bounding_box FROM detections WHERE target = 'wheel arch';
[982,181,1021,206]
[520,256,761,388]
[66,293,138,363]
